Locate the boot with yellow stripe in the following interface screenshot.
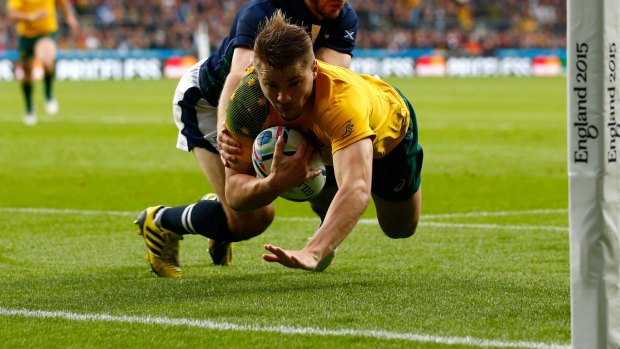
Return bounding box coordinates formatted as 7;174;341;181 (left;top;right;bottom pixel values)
134;206;183;278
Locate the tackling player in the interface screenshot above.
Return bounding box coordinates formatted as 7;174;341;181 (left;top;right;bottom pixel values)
224;10;423;270
135;0;357;277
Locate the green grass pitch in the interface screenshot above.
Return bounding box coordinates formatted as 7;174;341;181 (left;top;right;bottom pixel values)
0;76;568;348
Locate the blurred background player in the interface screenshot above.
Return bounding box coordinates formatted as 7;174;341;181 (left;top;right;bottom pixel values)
134;0;358;278
224;10;423;271
7;0;79;126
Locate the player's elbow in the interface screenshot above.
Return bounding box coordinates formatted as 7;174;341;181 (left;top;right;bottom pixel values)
224;179;246;210
358;187;372;209
226;195;244;211
346;180;372;211
225;182;270;211
225;188;252;211
227;195;263;211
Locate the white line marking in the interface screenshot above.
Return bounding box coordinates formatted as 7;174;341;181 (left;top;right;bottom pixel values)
422;221;567;232
0;117;168;125
0;207;568;232
0;308;569;349
284;217;566;232
424;209;567;219
0;207;133;216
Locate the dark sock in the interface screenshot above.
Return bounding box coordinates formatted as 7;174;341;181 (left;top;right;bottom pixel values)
44;70;54;100
22;82;33;113
159;200;233;241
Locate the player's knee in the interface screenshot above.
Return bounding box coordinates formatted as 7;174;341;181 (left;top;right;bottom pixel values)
34;38;56;65
228;207;274;241
21;62;34;80
381;219;418;239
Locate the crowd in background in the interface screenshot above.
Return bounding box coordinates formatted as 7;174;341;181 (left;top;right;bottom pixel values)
0;0;566;56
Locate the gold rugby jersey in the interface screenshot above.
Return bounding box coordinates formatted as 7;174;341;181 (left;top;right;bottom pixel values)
8;0;58;37
226;60;410;170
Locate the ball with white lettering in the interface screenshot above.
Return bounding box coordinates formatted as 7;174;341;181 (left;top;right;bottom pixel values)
252;126;326;202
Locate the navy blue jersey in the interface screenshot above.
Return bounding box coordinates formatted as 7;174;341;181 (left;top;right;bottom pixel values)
198;0;358;106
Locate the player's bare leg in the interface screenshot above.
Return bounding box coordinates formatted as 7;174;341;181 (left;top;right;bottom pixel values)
34;38;59;115
373;188;421;239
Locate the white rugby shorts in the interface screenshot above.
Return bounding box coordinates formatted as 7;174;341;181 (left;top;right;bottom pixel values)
173;58;219;153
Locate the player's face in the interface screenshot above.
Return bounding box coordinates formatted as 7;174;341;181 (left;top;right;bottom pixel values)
255;60;317;120
306;0;346;20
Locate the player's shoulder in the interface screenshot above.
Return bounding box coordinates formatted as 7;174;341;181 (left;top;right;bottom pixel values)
339;3;359;23
236;0;278;25
314;61;374;110
235;68;265;101
316;60;359;84
226;68;270;139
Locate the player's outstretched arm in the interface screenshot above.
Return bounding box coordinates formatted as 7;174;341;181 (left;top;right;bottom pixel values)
263;138;373;271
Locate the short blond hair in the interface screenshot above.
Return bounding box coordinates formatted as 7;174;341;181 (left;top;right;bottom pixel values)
254;10;314;69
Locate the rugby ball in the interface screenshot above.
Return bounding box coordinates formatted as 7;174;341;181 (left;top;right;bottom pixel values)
252;126;326;202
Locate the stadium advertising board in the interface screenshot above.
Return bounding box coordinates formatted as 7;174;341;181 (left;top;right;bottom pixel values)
0;49;565;81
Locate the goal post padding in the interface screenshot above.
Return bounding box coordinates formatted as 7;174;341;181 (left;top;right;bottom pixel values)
568;0;620;347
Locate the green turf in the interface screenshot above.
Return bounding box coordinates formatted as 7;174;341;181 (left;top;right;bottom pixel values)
0;76;569;348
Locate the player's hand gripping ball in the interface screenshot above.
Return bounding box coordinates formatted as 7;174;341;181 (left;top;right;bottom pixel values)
252;126;326;201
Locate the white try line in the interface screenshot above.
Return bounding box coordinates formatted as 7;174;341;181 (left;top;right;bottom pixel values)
0;116;168;125
423;221;566;232
0;207;568;232
424;209;568;219
284;218;567;232
0;207;135;216
0;308;569;349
